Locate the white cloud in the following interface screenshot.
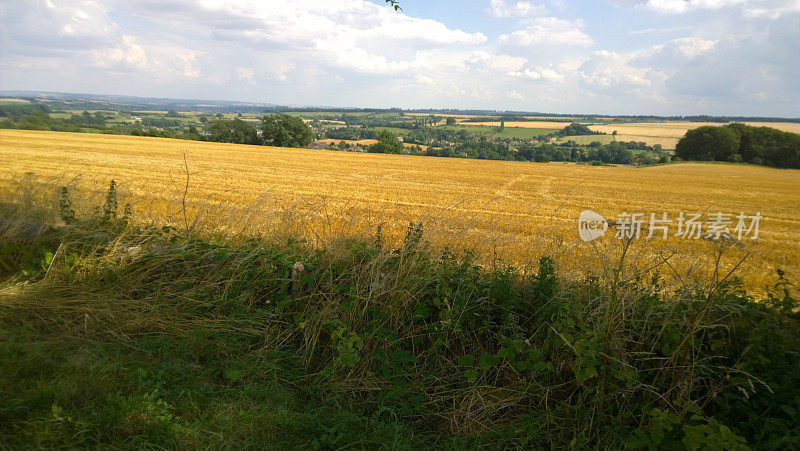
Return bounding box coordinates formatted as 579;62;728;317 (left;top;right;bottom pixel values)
0;0;797;115
487;0;547;18
578;50;654;91
91;35;147;70
236;67;255;83
743;0;800;18
508;67;565;81
415;74;435;85
91;36;203;81
266;64;295;82
498;17;594;46
617;0;800;17
127;0;486;75
643;0;745;14
469;51;528;72
657;37;717;59
0;0;117;54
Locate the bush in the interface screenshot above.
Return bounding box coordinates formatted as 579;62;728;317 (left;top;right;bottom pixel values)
1;198;798;448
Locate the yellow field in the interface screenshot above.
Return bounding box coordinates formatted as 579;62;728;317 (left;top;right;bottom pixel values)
2;130;799;292
0;98;30;103
525;116;578;121
466;121;567;129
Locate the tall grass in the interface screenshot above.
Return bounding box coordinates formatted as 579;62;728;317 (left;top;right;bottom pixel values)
1;180;798;448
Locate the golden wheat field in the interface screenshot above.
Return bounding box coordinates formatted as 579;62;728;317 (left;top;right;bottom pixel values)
2;129;799;292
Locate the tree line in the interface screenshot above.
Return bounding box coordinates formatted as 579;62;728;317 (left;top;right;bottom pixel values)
0;105;315;149
366;129;668;165
675;123;800;168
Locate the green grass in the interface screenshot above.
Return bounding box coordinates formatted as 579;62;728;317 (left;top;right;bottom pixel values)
1;190;799;448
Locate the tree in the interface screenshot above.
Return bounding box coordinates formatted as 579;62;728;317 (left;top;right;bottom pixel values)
368;130;404;154
675;126;740;162
445;117;456;126
558;122;597;137
260;114;315;148
206;118;259;145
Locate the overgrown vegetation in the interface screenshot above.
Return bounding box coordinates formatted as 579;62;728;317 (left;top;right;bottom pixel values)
1;184;798;448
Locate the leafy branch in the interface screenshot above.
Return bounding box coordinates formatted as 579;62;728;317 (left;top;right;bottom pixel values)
385;0;401;11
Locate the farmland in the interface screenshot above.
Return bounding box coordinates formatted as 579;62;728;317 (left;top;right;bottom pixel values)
2;129;798;292
6;101;800;158
587;121;800;149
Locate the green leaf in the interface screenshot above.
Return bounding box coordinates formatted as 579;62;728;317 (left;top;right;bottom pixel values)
413;302;430;319
457;354;474;368
479;353;499;370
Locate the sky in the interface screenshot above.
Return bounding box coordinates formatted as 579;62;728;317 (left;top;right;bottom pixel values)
1;0;798;116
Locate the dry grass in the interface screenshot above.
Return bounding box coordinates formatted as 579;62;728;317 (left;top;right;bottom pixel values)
1;129;799;292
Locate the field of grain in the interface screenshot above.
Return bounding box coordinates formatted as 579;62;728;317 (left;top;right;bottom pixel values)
465;121;567;129
2;129;799;292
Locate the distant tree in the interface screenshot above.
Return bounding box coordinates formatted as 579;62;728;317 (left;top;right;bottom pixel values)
558;122;598;137
675;126;740;162
445;117;456;125
165;110;181;117
260;114;315;147
368;130;404;154
206;118;258;145
726;122;800;167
